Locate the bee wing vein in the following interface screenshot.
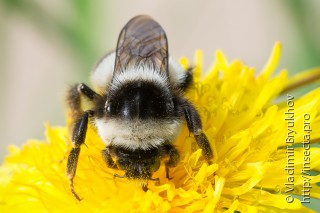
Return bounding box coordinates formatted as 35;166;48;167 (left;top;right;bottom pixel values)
114;15;168;75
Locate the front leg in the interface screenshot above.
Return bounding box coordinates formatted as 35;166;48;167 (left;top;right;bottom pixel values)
66;111;92;201
177;98;213;163
66;83;100;117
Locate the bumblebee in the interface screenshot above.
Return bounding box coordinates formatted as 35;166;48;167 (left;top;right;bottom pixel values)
66;15;213;200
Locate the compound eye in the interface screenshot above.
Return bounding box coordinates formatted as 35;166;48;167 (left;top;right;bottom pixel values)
105;101;111;113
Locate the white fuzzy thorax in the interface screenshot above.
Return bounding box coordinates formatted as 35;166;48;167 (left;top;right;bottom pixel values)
110;66;169;91
94;118;182;150
168;56;187;86
90;52;187;92
90;52;115;92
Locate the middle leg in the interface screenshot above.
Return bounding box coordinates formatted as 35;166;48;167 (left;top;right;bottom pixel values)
177;97;213;163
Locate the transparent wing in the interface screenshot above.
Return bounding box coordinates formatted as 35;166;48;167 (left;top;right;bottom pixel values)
114;15;169;76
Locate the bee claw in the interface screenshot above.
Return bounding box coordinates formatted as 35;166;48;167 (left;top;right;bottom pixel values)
142;184;148;192
70;179;82;201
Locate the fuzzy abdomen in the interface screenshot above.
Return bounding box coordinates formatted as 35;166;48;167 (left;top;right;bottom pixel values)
94;118;182;150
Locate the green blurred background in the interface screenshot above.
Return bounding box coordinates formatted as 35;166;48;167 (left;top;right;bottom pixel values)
0;0;319;210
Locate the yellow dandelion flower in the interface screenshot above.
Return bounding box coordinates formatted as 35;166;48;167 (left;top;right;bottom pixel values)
1;43;320;212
